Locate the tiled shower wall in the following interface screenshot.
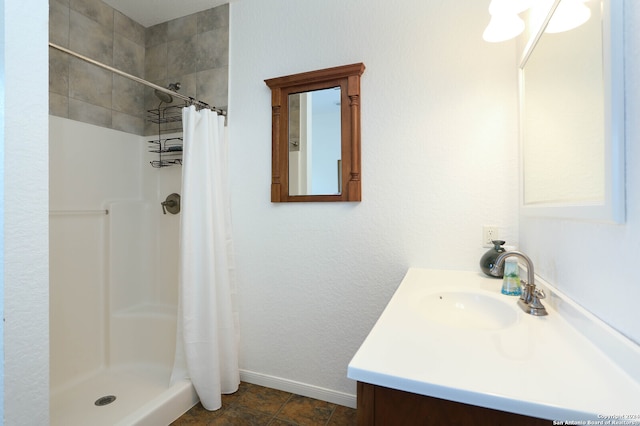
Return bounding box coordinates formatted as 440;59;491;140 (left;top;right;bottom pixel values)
49;0;229;136
144;7;229;135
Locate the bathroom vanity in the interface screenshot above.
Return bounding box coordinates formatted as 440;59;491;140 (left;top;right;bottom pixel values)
348;269;640;424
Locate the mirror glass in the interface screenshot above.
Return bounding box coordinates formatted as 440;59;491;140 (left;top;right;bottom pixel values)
522;0;604;205
520;0;624;222
288;87;342;196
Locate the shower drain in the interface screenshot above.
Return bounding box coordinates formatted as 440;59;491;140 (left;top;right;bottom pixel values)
94;395;117;406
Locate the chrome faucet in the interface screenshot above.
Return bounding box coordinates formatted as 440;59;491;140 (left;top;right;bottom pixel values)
491;251;548;316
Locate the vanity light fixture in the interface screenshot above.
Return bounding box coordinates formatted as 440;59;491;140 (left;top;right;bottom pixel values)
483;0;592;42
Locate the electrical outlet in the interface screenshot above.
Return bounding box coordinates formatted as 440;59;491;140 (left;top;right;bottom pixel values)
482;226;499;247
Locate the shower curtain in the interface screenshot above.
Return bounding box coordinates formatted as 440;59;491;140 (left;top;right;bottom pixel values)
170;106;240;410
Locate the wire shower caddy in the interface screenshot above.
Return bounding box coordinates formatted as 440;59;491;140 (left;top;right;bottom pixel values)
147;104;185;168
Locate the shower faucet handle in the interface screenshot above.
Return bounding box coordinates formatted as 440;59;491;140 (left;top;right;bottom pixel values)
161;200;174;214
161;193;181;215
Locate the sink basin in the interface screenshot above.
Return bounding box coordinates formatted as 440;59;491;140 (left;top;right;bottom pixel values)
415;291;518;330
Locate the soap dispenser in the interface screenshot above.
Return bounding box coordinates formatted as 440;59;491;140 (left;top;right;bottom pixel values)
480;240;506;278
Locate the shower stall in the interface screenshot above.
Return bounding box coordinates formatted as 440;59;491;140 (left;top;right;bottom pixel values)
47;47;227;425
48;2;231;420
49;114;197;425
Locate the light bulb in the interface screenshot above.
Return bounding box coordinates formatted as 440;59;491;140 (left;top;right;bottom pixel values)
545;0;591;33
483;13;526;42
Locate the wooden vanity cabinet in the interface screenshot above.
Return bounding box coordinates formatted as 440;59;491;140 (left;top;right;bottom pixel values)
357;382;550;426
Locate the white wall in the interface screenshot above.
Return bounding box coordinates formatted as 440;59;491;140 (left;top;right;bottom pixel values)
520;0;640;346
1;0;49;424
228;0;519;397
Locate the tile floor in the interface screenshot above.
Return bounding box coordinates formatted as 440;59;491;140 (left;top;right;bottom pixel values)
171;382;357;425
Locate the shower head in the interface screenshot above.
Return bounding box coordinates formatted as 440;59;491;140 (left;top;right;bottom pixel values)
154;89;173;104
154;82;181;104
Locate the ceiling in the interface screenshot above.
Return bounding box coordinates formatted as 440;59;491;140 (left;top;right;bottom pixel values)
101;0;230;27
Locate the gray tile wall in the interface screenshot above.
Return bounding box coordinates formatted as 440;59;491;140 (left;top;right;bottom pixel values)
144;4;229;135
49;0;229;136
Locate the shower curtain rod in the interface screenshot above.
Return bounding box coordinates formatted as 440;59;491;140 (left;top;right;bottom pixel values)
49;42;226;116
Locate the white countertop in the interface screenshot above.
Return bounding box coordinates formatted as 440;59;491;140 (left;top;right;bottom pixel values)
347;268;640;421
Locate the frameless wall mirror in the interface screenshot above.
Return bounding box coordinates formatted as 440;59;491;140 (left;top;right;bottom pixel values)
519;0;625;222
265;63;365;202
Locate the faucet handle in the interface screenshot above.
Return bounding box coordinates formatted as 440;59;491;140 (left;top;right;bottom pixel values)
520;280;534;304
528;288;548;316
161;193;181;215
161;200;175;214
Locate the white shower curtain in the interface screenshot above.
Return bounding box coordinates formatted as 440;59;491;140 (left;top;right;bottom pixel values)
170;106;239;410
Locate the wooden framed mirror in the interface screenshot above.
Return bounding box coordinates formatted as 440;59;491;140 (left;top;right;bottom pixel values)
265;63;365;202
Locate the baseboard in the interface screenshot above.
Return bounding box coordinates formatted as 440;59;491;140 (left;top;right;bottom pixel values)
239;370;357;409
